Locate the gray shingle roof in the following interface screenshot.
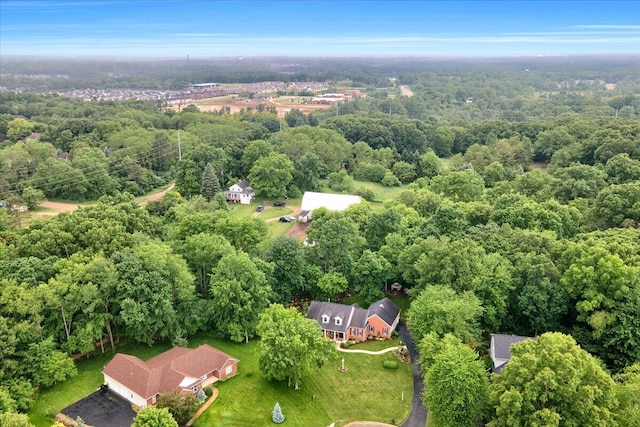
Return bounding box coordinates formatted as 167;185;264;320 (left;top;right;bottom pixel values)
306;298;400;333
490;334;536;373
367;298;401;327
306;301;368;333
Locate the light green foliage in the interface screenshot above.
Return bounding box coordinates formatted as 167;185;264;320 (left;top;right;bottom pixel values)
0;412;35;427
488;332;618;427
408;285;483;344
20;186;44;210
423;335;489;427
316;272;348;302
590;182;640;229
210;252;271;343
257;304;335;390
131;406;178;427
248;152;294;198
614;363;640;427
7;118;34;141
381;170;401;187
430;170;485;202
327;169;355;192
407;237;513;331
306;211;364;272
562;245;640;367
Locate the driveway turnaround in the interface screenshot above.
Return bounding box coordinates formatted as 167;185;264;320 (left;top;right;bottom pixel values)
398;323;428;427
61;389;136;427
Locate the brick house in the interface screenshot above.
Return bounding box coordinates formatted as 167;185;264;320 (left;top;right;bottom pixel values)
103;344;238;407
306;297;401;342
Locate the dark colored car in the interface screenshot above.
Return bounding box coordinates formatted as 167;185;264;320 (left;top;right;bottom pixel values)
256;205;264;212
273;202;285;207
279;216;292;222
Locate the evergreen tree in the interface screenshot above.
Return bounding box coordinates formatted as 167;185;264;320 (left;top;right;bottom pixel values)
201;162;221;201
272;402;285;424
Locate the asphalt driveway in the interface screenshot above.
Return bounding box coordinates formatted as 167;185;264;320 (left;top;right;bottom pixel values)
61;389;136;427
398;323;427;427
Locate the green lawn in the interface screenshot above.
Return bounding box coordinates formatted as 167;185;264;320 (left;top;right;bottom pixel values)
352;180;407;203
28;341;173;427
190;337;411;427
28;336;411;427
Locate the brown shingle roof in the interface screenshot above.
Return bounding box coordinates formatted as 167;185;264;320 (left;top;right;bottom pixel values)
103;344;238;399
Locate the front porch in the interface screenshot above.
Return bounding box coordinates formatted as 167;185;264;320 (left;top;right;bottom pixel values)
322;329;346;342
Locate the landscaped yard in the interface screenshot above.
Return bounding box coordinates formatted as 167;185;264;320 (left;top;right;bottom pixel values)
28;336;412;427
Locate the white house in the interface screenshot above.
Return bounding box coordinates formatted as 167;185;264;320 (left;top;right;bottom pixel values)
225;180;255;205
298;191;361;222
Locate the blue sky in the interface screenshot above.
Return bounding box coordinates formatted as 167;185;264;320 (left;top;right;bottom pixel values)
1;1;638;57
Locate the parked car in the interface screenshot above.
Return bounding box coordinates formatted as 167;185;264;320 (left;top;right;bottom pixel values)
279;216;292;222
256;205;264;212
273;201;285;207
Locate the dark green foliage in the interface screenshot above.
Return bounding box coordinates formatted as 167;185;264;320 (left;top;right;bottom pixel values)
156;391;200;425
201;162;221;201
383;360;398;369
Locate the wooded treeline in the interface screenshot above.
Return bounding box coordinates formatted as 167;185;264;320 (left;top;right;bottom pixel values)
1;58;639;425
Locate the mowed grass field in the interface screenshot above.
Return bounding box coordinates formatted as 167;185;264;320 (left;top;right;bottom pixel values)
28;336;412;427
190;337;412;427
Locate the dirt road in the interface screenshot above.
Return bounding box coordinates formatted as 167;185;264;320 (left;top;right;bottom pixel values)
37;183;175;217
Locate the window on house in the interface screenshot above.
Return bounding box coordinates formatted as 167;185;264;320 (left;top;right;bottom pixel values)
369;325;375;333
335;317;342;326
226;365;233;375
358;329;363;336
199;374;207;381
383;328;388;335
191;385;198;392
321;315;330;323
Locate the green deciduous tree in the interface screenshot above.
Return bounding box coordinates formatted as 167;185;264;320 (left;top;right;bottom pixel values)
316;272;349;302
248;153;294;198
210;252;271;343
264;236;306;303
257;304;334;390
423;335;489;427
131;406;178;427
614;363;640;427
408;285;483;344
489;332;618;427
156;392;199;425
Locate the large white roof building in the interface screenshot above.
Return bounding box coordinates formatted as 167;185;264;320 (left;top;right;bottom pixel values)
298;191;361;222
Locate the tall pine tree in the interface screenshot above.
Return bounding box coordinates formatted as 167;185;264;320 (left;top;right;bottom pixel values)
201;162;221;201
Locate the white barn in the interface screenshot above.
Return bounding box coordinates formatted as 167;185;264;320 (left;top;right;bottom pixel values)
298;191;361;222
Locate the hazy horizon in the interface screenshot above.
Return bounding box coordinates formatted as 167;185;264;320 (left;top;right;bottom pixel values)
1;1;639;58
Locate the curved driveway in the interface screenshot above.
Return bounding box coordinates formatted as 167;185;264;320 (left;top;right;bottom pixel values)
398;323;427;427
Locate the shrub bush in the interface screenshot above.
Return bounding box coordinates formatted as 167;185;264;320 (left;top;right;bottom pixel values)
245;370;253;377
383;360;399;369
341;341;351;349
203;387;213;397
